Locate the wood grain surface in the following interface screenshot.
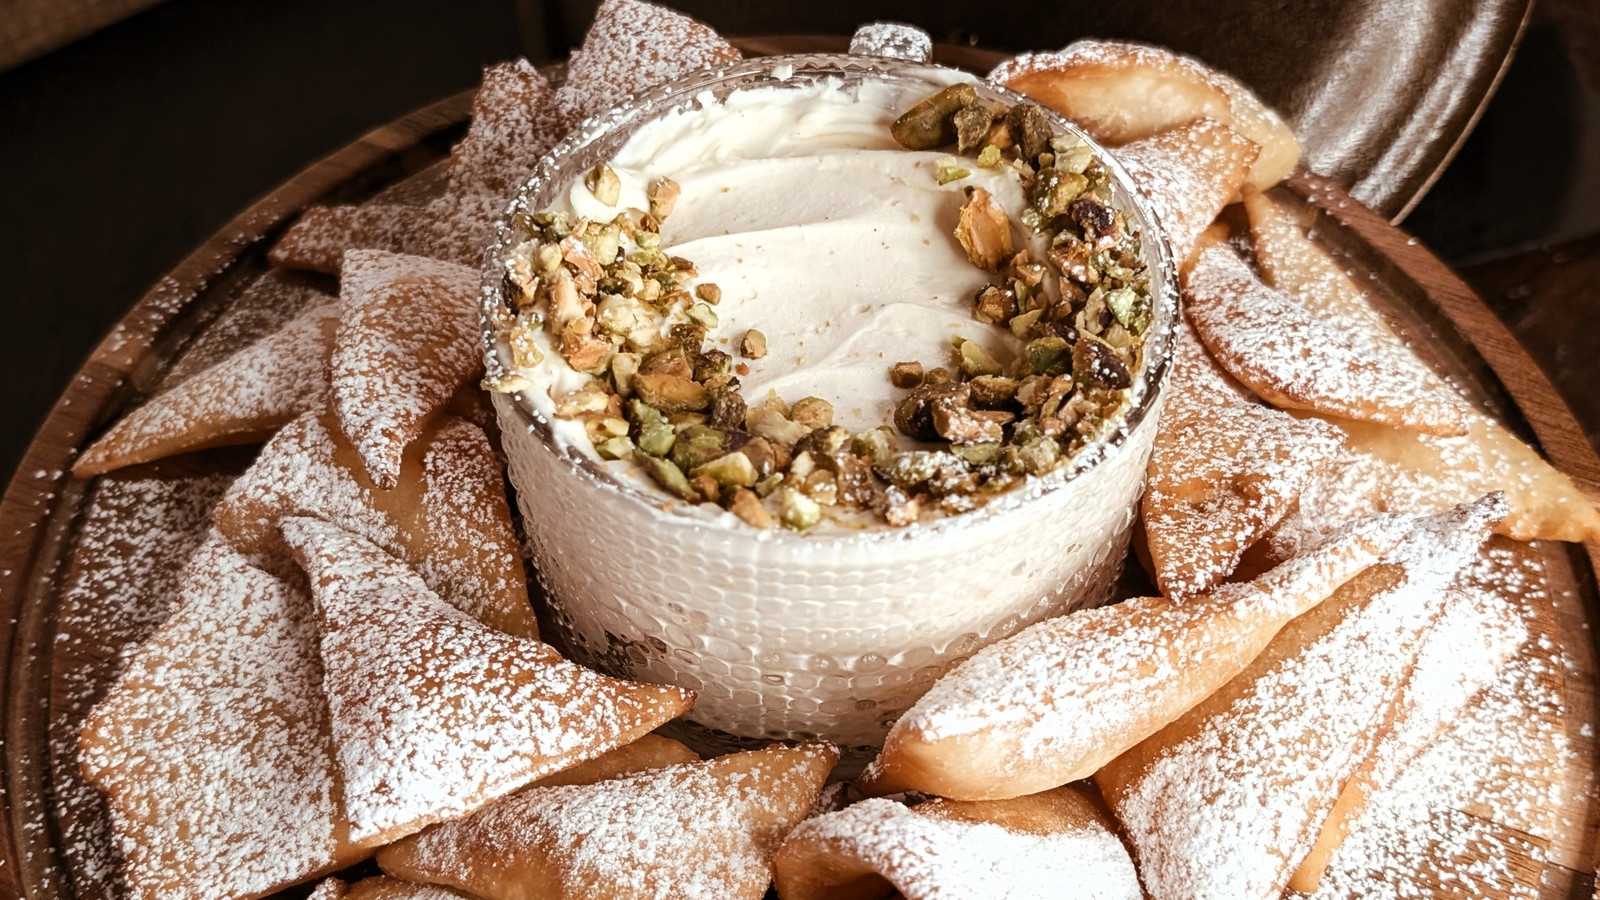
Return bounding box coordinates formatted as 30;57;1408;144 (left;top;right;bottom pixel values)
1;43;1596;900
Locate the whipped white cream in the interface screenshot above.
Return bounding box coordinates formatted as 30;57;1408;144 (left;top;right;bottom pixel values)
522;78;1039;457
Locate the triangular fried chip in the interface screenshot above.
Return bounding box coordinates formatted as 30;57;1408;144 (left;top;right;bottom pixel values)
1110;119;1259;268
282;516;695;847
1274;412;1600;548
775;786;1141;900
1141;320;1345;599
448;60;573;202
333;250;482;488
860;510;1409;801
1095;497;1504;900
212;410;539;638
347;877;475;900
377;742;836;900
991;39;1300;191
1184;241;1470;436
161;269;330;389
1288;573;1525;892
309;879;347;900
269;193;498;276
73;298;337;477
77;536;370;900
530;733;699;788
555;0;741;123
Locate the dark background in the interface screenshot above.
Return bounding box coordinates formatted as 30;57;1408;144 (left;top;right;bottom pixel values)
3;0;1598;482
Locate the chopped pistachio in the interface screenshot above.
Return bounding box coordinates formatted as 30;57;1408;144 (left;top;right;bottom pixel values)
1025;336;1073;377
610;352;640;396
695;282;722;304
1051;136;1093;174
584;162;622;206
934;157;971;185
728;488;772;528
1008;308;1043;339
888;360;924;389
778;487;822;530
1104;287;1151;335
951;441;1002;466
745;408;812;447
1007;102;1053;161
693;450;758;490
634;373;709;413
739;329;768;359
671;424;734;471
975;144;1003;169
954;187;1016;271
803;470;839;506
595;435;635;460
481;372;533;394
953;104;993;155
931;403;1004;444
1034;169;1089;218
535;241;564;273
637;454;697;500
973;284;1018;325
789;397;834;430
686;302;719;329
627;400;677;457
956;339;1004;378
969;375;1019;408
1073;334;1133;389
554;389;611;418
754;473;784;498
852;427;897;466
890;82;978;150
648;176;681;219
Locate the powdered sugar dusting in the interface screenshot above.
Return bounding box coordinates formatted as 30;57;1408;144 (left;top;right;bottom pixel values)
1311;540;1567;898
212;411;538;638
269;192;501;276
781;796;1141;900
1142;319;1345;598
333;250;482;488
1104;500;1500;900
346;875;475;899
1184;242;1470;435
556;0;741;123
381;742;835;900
848;23;933;62
49;472;233;899
1110;119;1256;264
448;60;573;203
161;269;329;389
76;537;358;900
73;298;337;476
283;516;693;845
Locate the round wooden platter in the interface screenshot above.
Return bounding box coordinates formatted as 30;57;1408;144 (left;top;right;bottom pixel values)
2;38;1598;900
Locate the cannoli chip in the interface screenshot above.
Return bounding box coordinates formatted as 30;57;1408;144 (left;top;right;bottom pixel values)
77;537;365;900
1096;498;1504;900
1110;119;1259;267
378;742;835;900
1141;321;1345;599
555;0;741;122
449;60;571;202
212;410;539;638
991;39;1300;190
774;786;1141;900
347;877;475;900
269;193;498;276
73;298;337;477
283;517;694;846
333;250;482;488
863;510;1410;801
161;269;329;389
1185;241;1470;436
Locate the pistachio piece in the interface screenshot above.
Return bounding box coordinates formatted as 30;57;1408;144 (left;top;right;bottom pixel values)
889;360;924;389
634;372;709;413
729;488;771;528
1008;308;1043;339
954;104;993;155
975;144;1003;169
894;380;971;442
745;407;812;447
951;441;1002;466
1104;287;1151;335
687;302;719;329
481;372;533;394
890;82;978;150
852;427;897;466
671;424;736;472
1007;102;1053;161
1034;168;1089;218
1015;436;1061;476
611;351;640;396
874;484;921;527
934;157;971;185
595;435;635;460
648;176;681;219
1073;334;1133;390
790;397;834;430
778;487;822;531
969;375;1020;408
637;454;697;500
694;282;722;304
956;339;1004;378
740;328;768;359
1025;336;1073;377
973;284;1018;325
1069;197;1118;240
640;346;693;379
692;450;758;490
955;187;1016;271
585;162;622;206
795;425;851;458
627;399;676;457
693;349;733;381
931;403;1004;444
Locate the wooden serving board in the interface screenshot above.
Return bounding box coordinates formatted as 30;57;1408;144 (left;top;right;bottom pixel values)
1;39;1597;900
